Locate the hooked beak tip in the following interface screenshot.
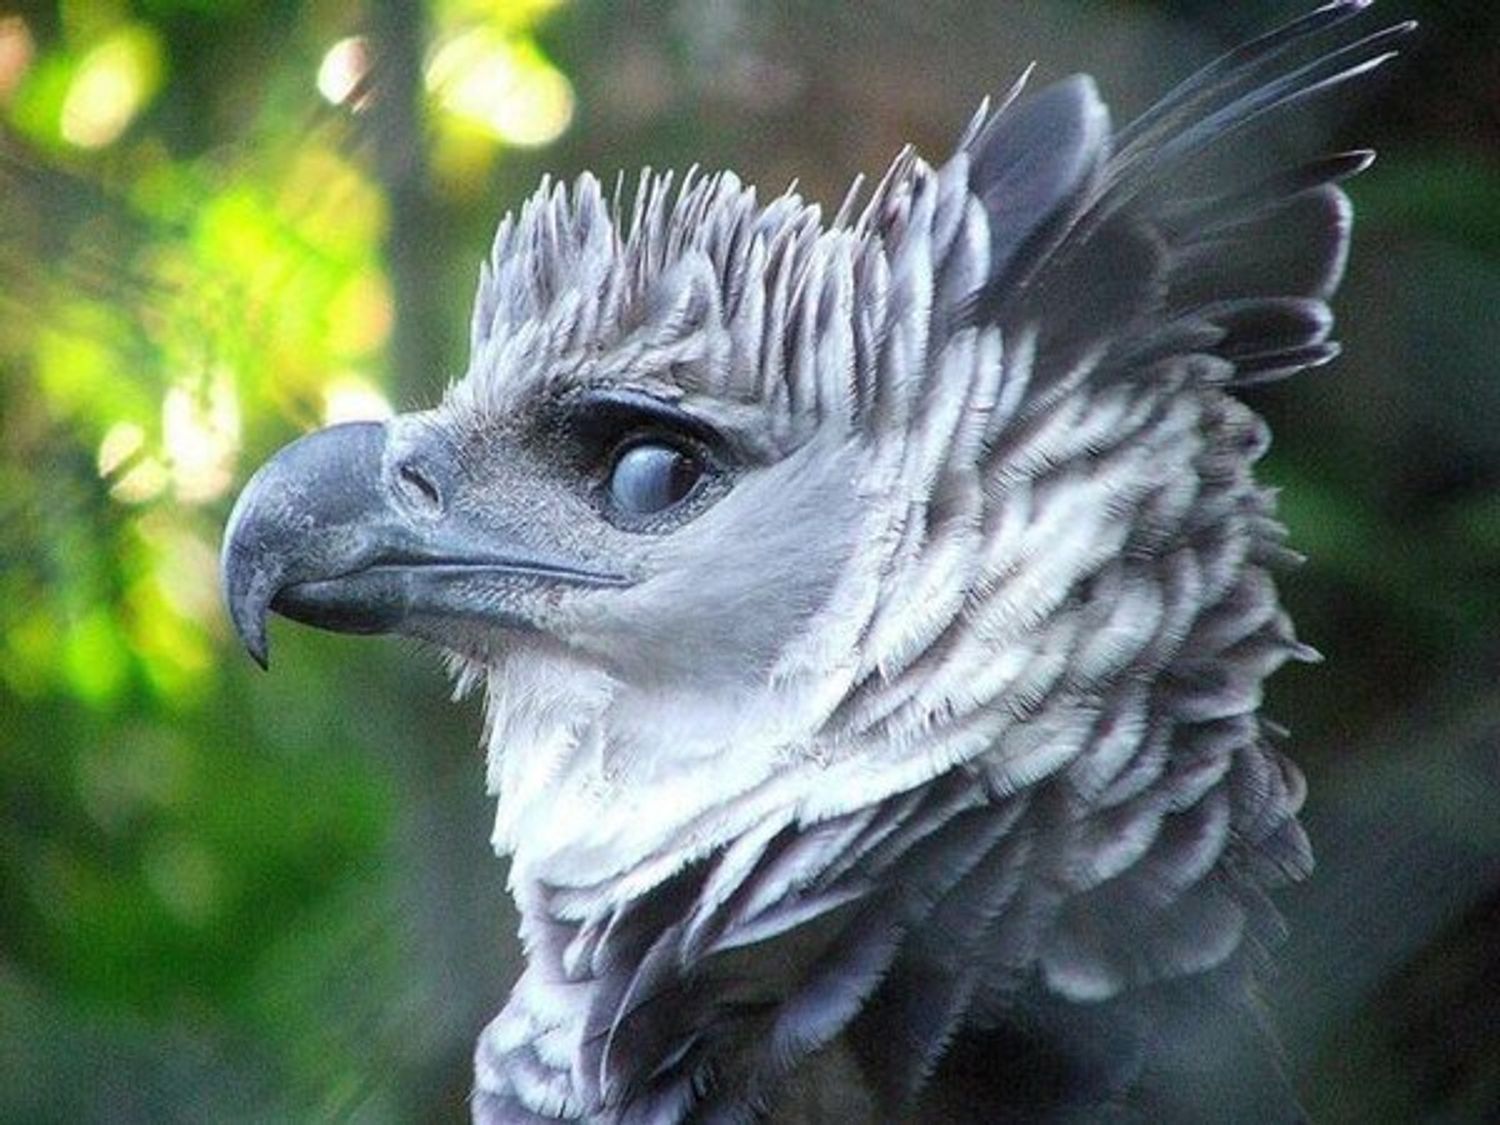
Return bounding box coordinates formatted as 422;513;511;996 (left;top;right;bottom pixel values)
223;546;275;671
244;629;270;671
228;591;272;670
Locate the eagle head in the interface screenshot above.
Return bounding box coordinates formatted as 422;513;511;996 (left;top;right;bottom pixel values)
221;4;1408;1120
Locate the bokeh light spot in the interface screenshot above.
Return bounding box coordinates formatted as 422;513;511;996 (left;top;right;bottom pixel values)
323;373;394;425
60;25;163;149
426;30;573;148
111;456;169;504
97;420;146;478
162;370;240;503
316;35;371;111
0;16;35;104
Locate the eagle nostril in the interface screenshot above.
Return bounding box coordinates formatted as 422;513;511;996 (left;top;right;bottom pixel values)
395;458;444;514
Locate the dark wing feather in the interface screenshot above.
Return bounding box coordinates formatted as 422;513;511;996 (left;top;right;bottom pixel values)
964;75;1110;305
963;0;1409;399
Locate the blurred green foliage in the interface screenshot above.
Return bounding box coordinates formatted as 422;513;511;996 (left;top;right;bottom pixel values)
1;0;1497;1120
0;0;571;1116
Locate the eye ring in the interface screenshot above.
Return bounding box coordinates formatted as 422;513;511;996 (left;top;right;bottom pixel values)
606;439;705;517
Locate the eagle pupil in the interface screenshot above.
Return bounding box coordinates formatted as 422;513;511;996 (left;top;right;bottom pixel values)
609;441;701;515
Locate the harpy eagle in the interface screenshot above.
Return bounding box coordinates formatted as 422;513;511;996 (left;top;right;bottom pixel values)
222;4;1407;1120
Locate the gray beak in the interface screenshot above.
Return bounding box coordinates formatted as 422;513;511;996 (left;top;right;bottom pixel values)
220;421;625;668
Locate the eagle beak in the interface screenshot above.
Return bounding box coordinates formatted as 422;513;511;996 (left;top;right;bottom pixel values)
220;421;626;668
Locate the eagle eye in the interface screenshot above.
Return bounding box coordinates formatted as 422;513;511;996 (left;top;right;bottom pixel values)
607;441;703;516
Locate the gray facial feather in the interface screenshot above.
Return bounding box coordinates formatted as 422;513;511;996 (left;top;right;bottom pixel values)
403;6;1409;1122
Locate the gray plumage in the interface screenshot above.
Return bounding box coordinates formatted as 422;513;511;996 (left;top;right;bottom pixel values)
220;4;1408;1121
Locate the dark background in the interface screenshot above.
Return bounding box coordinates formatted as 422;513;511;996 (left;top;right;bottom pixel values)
1;1;1496;1120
